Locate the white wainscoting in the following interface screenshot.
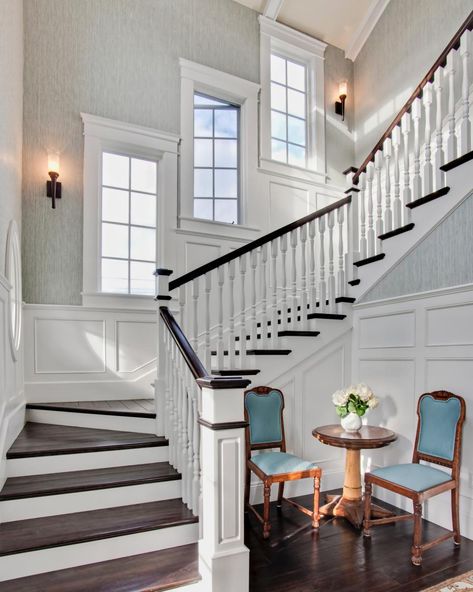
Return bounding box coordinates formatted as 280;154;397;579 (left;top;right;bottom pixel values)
352;284;473;541
0;274;25;491
24;304;157;402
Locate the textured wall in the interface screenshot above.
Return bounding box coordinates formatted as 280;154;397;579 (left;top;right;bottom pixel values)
22;0;261;305
354;0;472;165
0;0;23;270
360;193;473;302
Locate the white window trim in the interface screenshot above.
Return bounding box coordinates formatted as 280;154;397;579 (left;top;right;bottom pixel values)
81;113;179;309
179;58;260;233
259;15;327;184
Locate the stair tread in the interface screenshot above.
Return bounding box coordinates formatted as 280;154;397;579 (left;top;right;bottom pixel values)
246;349;292;355
348;279;360;286
0;498;197;556
27;399;156;419
7;423;167;459
0;543;199;592
212;369;260;376
406;186;450;209
440;149;473;172
307;313;346;320
278;330;320;337
378;222;415;240
0;462;180;500
354;253;386;267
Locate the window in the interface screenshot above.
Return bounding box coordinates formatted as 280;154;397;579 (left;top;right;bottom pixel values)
193;93;240;224
100;152;157;295
270;54;307;168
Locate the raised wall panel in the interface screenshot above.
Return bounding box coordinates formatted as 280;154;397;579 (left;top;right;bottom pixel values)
426;303;473;346
269;181;309;228
34;319;106;374
185;241;221;273
219;438;240;542
358;311;415;349
116;321;156;373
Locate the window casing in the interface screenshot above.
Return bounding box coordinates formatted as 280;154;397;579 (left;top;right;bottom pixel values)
193;93;240;224
100;152;158;295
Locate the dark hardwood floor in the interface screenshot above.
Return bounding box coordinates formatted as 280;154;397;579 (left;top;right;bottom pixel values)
246;492;473;592
26;399;156;419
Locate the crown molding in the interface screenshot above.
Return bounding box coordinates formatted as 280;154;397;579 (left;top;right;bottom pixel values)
259;15;327;59
345;0;391;61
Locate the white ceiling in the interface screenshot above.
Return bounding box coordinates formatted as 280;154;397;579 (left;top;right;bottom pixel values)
233;0;390;57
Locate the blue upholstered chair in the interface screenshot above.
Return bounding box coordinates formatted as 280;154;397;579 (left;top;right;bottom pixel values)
363;391;466;565
244;386;322;539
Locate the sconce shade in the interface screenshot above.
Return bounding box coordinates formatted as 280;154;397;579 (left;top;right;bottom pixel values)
46;151;62;209
48;151;60;175
338;80;348;99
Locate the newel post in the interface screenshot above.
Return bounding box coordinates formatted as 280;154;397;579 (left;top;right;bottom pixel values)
196;376;251;592
154;268;173;436
343;167;359;282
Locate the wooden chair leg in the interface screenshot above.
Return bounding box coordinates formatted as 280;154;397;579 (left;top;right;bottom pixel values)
411;501;423;566
277;482;284;508
452;487;461;545
312;475;320;529
263;482;271;539
244;467;250;512
363;481;372;538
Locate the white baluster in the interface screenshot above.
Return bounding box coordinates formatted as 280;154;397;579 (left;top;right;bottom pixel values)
227;260;236;364
180;356;188;506
401;112;412;219
290;230;298;326
392;126;402;229
446;50;457;162
250;249;258;349
299;224;308;328
216;266;225;368
337;206;345;298
412;98;422;202
374;152;384;252
239;254;247;360
434;68;445;190
178;286;186;333
270;239;279;346
359;172;367;260
280;235;288;329
460;30;471;154
204;273;212;371
423;83;433;196
186;380;194;508
327;212;336;313
260;244;269;346
192;394;200;513
318;216;326;312
308;220;317;306
366;161;375;257
191;278;199;355
383;137;393;233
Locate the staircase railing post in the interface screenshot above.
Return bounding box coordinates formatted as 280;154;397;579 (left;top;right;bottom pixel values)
197;376;251;592
154;268;173;436
344;168;359;283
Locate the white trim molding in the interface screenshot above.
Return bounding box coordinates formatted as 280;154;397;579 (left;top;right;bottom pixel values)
345;0;391;61
178;58;260;233
81;113;179;309
258;15;327;183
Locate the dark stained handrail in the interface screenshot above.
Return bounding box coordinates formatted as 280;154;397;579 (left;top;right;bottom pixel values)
353;10;473;184
169;195;351;291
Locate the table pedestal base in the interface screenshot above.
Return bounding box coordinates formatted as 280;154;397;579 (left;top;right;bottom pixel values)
319;494;394;529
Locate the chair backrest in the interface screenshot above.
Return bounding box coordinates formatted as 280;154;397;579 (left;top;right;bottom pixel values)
413;391;466;475
244;386;286;454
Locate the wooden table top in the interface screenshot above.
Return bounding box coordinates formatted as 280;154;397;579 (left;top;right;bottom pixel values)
312;425;397;450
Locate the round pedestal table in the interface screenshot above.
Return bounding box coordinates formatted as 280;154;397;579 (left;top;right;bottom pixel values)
312;424;397;529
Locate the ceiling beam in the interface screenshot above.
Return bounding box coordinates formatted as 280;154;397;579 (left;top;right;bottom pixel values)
263;0;284;20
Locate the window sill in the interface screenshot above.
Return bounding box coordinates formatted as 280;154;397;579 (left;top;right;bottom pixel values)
178;216;261;242
82;291;160;310
258;158;328;186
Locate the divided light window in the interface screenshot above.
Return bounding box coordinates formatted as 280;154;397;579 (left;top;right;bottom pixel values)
193;92;240;224
270;53;307;168
100;152;157;295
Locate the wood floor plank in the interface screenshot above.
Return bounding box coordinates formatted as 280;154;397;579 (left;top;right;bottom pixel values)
0;543;199;591
27;399;156;419
6;423;167;458
0;462;180;500
0;498;197;556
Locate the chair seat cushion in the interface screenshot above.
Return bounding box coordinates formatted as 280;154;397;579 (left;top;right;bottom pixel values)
250;451;318;476
370;463;452;492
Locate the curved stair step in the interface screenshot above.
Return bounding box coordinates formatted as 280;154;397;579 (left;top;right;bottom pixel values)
26;400;155;420
212;369;260;376
277;330;320;337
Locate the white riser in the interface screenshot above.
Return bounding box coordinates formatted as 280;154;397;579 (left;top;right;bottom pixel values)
0;479;182;522
0;521;199;582
7;446;169;477
26;408;156;434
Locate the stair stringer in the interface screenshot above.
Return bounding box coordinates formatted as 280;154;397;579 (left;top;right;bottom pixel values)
350;159;473;301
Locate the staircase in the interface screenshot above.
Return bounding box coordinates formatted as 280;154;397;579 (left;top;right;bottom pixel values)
1;11;472;592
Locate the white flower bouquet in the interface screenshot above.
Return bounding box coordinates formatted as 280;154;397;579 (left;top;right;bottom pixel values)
332;383;379;418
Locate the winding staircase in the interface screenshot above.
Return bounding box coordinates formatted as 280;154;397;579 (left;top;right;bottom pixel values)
1;12;473;592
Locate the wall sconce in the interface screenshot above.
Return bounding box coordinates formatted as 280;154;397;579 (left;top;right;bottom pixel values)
46;151;62;209
335;80;348;121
